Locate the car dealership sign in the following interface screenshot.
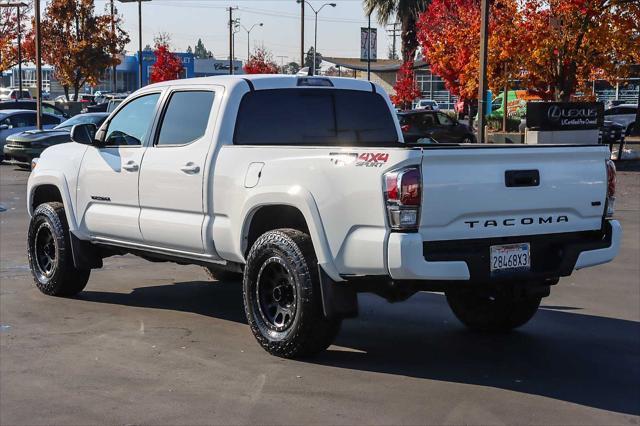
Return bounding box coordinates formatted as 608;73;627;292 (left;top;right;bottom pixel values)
527;102;604;131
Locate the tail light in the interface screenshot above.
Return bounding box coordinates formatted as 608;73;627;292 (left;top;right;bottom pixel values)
384;167;421;230
605;159;616;217
401;124;411;133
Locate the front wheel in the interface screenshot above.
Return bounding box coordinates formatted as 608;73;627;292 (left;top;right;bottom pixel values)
27;202;90;296
243;229;341;358
445;288;541;332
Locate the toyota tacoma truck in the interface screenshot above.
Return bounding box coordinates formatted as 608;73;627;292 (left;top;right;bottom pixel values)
26;75;621;358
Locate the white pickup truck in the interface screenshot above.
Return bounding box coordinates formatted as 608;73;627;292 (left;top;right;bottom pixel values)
26;75;621;358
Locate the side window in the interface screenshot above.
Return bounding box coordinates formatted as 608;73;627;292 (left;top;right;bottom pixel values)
604;107;619;116
437;112;453;126
104;93;161;146
418;114;436;130
156;91;214;146
42;115;60;125
620;107;636;115
10;113;36;128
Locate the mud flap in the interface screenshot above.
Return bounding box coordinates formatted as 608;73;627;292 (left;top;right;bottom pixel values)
318;266;358;319
70;231;103;270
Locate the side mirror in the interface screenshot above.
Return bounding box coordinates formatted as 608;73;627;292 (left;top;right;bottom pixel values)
70;123;98;145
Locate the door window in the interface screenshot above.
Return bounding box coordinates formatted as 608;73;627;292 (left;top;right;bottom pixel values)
9;113;36;128
42;115;60;125
436;112;454;126
156;91;214;146
104;93;161;146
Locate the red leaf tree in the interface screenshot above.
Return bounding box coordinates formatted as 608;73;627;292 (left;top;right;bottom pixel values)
150;43;184;84
391;60;422;110
244;47;279;74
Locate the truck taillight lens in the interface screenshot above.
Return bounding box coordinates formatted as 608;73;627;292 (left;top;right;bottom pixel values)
606;159;616;217
384;167;421;230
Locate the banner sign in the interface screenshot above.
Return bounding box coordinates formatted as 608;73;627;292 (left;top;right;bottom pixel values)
526;102;604;131
360;27;377;62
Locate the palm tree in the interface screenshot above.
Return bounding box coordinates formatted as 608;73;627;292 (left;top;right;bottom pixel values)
363;0;430;62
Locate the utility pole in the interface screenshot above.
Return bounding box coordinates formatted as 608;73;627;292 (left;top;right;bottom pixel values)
300;0;304;68
386;22;400;60
502;62;508;132
34;0;42;129
476;0;490;143
111;0;117;92
277;55;287;73
227;7;237;75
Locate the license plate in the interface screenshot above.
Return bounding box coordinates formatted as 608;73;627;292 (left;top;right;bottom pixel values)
490;243;530;273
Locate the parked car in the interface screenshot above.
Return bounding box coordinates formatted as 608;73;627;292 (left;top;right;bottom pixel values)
604;104;637;135
415;99;439;111
0;100;69;119
398;110;476;143
26;75;621;358
599;120;626;146
0;110;62;161
3;112;109;166
0;87;32;101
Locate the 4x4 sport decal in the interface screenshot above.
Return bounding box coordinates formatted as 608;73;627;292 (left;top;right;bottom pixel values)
329;152;390;168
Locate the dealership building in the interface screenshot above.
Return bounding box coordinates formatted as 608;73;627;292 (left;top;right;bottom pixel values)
1;52;243;97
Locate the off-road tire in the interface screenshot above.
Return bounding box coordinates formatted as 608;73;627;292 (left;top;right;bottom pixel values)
204;265;242;282
445;288;541;332
243;229;341;358
27;202;90;296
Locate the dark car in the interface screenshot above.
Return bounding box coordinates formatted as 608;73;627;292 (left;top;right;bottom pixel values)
398;110;476;144
3;113;109;166
0;100;69;119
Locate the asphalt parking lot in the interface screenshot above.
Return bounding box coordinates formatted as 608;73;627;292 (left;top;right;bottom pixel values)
1;163;638;425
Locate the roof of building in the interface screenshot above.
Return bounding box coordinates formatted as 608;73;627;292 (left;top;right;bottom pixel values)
323;57;429;72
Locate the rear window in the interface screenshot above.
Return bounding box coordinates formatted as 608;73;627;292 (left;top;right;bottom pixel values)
234;89;399;146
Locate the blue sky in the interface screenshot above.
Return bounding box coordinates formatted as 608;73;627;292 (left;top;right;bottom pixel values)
92;0;393;64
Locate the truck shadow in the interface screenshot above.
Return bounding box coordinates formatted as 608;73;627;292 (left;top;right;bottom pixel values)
80;281;639;416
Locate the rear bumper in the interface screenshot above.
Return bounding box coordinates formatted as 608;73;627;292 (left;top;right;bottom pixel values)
387;220;620;282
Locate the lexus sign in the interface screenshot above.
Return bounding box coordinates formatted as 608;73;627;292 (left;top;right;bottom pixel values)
526;102;604;131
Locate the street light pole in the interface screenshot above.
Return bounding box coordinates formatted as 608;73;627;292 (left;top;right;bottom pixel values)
34;0;42;129
0;2;27;99
300;0;304;68
241;22;263;61
367;12;371;81
297;1;336;76
111;0;117;92
137;0;142;88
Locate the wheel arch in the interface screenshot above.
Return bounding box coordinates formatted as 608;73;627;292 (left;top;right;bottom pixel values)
231;187;342;282
28;172;79;233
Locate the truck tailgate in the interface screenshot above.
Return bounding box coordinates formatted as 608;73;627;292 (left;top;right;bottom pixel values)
420;146;610;242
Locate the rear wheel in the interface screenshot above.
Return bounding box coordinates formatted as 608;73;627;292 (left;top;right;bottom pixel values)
445;288;540;332
243;229;341;358
27;202;90;296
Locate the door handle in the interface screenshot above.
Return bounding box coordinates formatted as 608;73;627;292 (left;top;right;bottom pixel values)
122;161;139;172
180;162;200;174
